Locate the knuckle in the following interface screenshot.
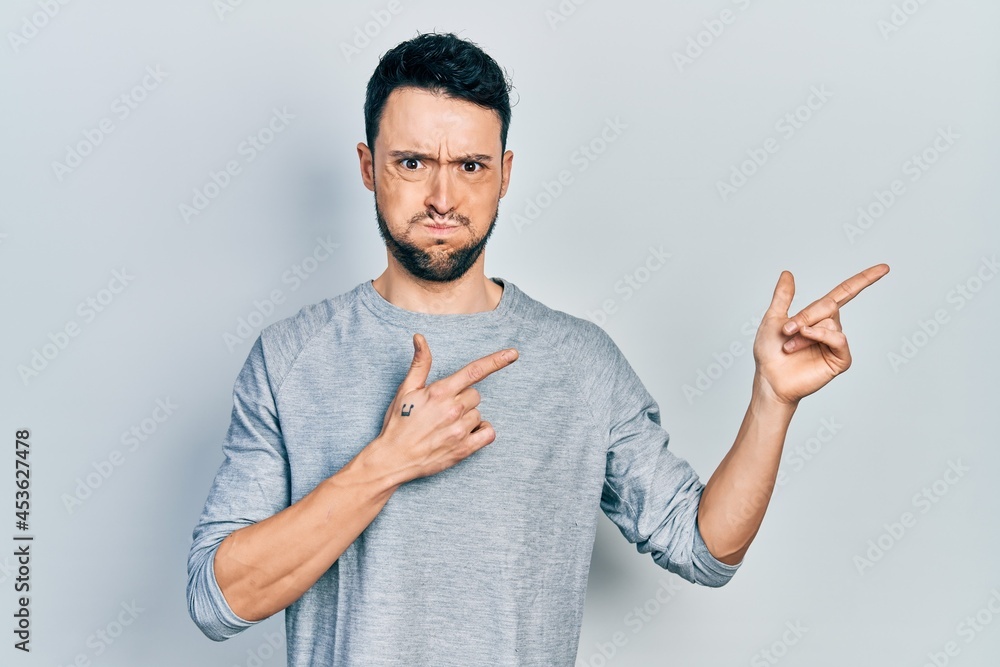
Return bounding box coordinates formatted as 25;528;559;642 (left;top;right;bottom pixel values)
465;363;484;383
447;402;464;421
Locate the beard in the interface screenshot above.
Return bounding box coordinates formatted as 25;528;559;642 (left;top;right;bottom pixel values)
373;185;499;283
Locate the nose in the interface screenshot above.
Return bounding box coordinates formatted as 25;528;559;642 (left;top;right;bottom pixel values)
424;168;457;221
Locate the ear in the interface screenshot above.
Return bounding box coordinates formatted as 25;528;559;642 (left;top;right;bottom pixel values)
357;142;375;193
499;149;514;198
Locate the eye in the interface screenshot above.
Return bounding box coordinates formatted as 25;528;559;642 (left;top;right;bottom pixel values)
462;162;483;173
400;158;422;170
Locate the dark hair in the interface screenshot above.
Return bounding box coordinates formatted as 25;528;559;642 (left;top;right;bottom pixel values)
364;31;514;158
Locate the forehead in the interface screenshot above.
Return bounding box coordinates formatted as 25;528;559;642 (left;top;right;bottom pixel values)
377;86;501;154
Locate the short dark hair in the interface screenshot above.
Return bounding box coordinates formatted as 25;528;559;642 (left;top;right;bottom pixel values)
363;31;514;158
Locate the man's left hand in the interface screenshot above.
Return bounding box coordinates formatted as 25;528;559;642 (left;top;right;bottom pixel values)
753;263;890;406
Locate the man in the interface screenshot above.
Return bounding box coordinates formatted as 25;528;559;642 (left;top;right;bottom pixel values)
186;31;888;666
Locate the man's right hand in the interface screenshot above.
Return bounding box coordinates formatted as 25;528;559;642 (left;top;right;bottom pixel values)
373;332;519;483
210;333;518;623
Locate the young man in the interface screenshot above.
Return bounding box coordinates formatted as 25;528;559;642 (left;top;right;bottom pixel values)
187;31;888;666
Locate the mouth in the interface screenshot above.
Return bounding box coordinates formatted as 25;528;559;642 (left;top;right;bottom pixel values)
422;221;463;233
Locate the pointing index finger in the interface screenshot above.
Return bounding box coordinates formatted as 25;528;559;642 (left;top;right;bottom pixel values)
437;347;519;395
784;264;889;334
826;263;891;308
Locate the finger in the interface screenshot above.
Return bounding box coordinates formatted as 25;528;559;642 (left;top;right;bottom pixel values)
782;295;839;336
783;263;889;335
460;407;482;432
815;317;840;331
456;386;481;412
396;333;433;397
781;318;838;353
436;347;519;395
825;263;890;308
467;420;497;449
798;325;851;369
766;270;795;318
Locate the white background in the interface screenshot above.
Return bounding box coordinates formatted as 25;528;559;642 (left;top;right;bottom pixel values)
1;1;998;665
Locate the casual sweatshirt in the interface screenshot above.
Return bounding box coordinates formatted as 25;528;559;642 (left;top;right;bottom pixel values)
186;276;741;666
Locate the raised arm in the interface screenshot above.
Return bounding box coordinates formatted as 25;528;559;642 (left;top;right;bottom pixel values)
697;264;889;564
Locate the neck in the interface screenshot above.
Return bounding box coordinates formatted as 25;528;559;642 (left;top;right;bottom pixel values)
371;257;503;315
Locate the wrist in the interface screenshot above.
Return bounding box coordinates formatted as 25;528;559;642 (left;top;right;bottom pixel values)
751;372;798;419
337;438;405;500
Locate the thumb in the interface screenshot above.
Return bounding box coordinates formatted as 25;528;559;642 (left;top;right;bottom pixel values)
766;269;795;318
397;332;432;397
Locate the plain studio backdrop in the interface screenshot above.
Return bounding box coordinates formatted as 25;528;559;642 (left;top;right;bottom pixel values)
2;1;998;665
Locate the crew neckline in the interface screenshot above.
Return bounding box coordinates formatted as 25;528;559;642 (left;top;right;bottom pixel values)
358;276;518;329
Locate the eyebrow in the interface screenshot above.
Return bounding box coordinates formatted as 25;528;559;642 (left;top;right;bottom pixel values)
387;150;494;164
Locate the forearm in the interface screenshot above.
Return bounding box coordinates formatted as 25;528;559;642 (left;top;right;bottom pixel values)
697;372;797;565
214;438;403;621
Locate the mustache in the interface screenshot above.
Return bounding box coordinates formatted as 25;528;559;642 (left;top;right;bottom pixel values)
409;211;471;226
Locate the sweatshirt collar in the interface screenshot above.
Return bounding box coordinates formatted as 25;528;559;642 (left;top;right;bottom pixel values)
358;276;519;329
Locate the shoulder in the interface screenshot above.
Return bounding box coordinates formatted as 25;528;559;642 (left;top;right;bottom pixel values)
506;280;645;428
504;280;623;367
255;286;358;390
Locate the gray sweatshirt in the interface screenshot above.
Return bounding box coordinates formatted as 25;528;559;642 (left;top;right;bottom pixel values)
186;276;741;666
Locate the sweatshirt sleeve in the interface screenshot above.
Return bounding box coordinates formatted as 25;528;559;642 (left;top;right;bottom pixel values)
590;326;742;587
186;335;292;640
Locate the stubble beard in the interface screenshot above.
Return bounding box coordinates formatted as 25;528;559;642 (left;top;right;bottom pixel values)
373;184;499;283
